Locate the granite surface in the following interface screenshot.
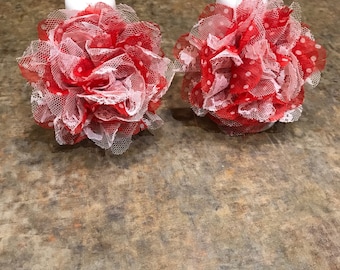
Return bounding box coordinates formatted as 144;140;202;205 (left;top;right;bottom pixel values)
0;0;339;269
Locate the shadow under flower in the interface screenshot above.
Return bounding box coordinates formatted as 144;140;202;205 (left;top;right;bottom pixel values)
27;124;158;157
170;107;286;134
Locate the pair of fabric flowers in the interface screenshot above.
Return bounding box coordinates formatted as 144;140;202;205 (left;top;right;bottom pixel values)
18;0;326;154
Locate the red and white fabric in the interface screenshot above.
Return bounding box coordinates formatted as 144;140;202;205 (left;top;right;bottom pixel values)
174;0;326;134
18;3;175;154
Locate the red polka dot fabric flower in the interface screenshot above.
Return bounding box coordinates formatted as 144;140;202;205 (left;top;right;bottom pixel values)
174;0;326;134
18;3;175;154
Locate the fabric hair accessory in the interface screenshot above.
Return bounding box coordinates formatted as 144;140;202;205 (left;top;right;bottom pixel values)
17;1;175;154
174;0;326;135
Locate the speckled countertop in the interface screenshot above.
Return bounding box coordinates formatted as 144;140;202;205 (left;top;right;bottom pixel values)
0;0;339;269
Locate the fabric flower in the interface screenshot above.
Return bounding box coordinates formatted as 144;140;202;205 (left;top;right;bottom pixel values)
18;3;174;154
174;0;326;134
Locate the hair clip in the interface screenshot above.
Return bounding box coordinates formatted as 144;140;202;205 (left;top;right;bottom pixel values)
174;0;326;135
18;1;175;154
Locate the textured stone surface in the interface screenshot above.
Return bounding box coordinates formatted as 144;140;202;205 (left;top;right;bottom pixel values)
0;0;339;269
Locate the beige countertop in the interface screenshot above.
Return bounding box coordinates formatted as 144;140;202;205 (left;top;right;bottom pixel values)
0;0;339;269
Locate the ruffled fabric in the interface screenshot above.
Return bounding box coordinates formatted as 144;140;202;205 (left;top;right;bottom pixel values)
18;3;175;154
174;0;326;134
